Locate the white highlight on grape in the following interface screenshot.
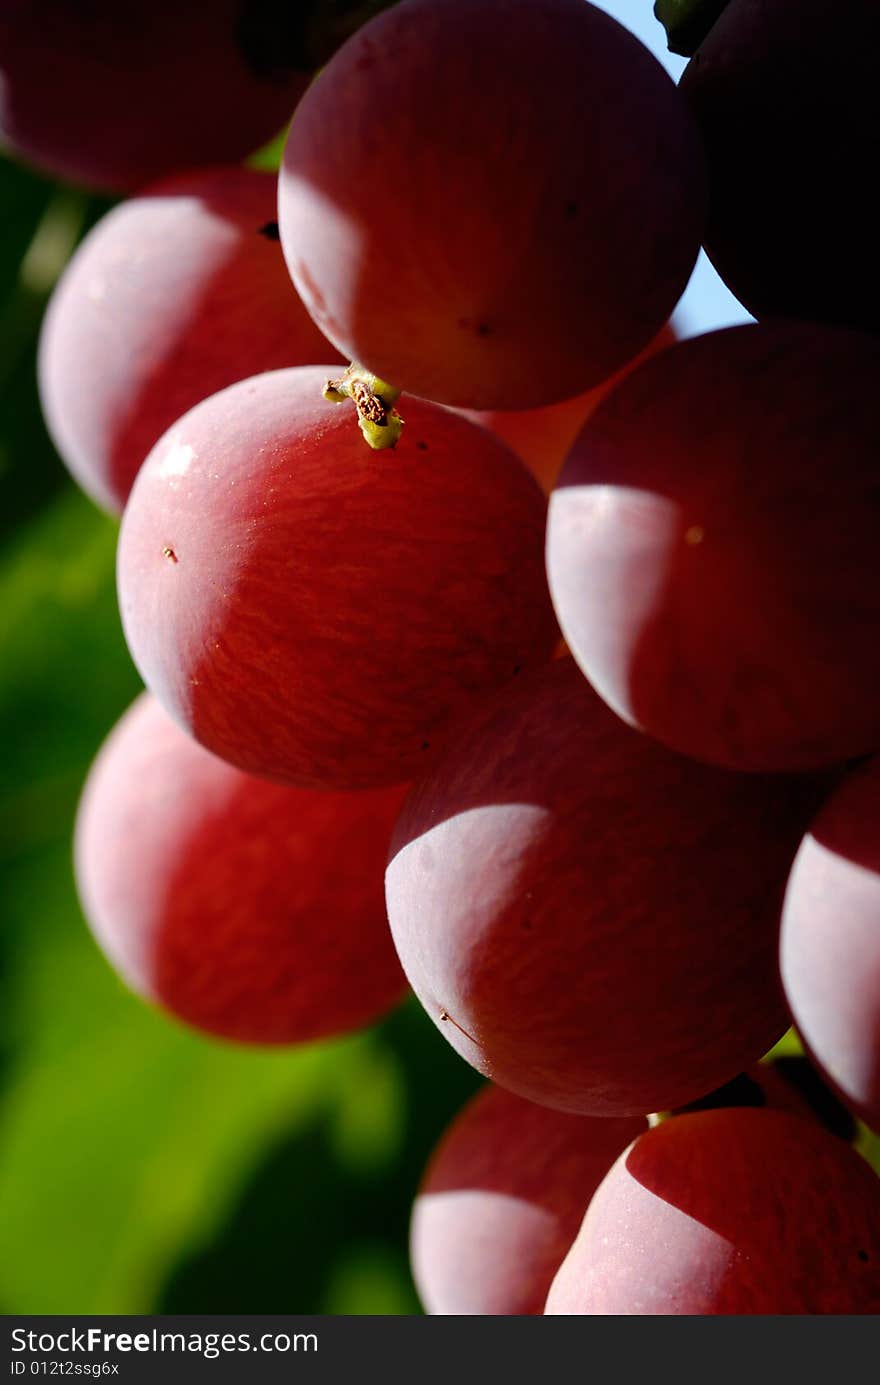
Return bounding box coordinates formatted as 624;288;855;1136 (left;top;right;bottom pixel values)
279;179;363;349
548;1179;734;1313
157;440;195;479
547;483;683;731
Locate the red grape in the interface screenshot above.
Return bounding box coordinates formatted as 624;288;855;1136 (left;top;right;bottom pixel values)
74;692;408;1044
117;367;558;790
411;1084;643;1315
0;2;313;192
545;1108;880;1314
546;322;880;773
385;658;826;1116
681;0;880;331
39;167;342;515
781;756;880;1132
278;0;705;409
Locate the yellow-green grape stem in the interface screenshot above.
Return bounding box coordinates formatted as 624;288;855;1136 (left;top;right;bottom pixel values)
323;362;404;451
358;411;404;450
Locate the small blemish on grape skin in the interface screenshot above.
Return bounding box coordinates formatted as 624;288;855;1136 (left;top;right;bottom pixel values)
564;200;579;219
439;1009;478;1045
685;525;705;546
416;441;429;452
258;221;280;240
162;546;178;563
858;1250;870;1262
456;316;492;338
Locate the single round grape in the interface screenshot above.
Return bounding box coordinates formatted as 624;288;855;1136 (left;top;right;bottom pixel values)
386;658;826;1116
781;755;880;1132
117;367;558;790
278;0;705;409
39;167;342;515
547;322;880;773
411;1084;643;1315
545;1109;880;1314
75;693;408;1044
0;2;314;192
681;0;880;331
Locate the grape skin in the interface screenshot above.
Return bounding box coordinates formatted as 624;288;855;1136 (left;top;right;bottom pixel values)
386;658;827;1116
411;1084;643;1315
278;0;705;409
545;1109;880;1314
75;693;408;1044
546;321;880;773
0;2;312;192
39;167;342;515
781;756;880;1132
117;367;558;791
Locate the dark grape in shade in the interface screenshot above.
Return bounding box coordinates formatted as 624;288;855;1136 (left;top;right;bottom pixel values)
681;0;880;332
0;2;314;191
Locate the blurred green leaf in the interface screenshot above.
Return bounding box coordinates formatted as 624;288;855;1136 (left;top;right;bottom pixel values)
0;159;52;304
0;489;138;856
0;912;353;1313
0;157;114;542
321;1245;418;1315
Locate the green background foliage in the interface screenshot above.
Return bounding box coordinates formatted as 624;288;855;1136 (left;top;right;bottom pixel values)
0;148;481;1315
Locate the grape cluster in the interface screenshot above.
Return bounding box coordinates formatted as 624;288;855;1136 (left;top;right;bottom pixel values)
10;0;879;1315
